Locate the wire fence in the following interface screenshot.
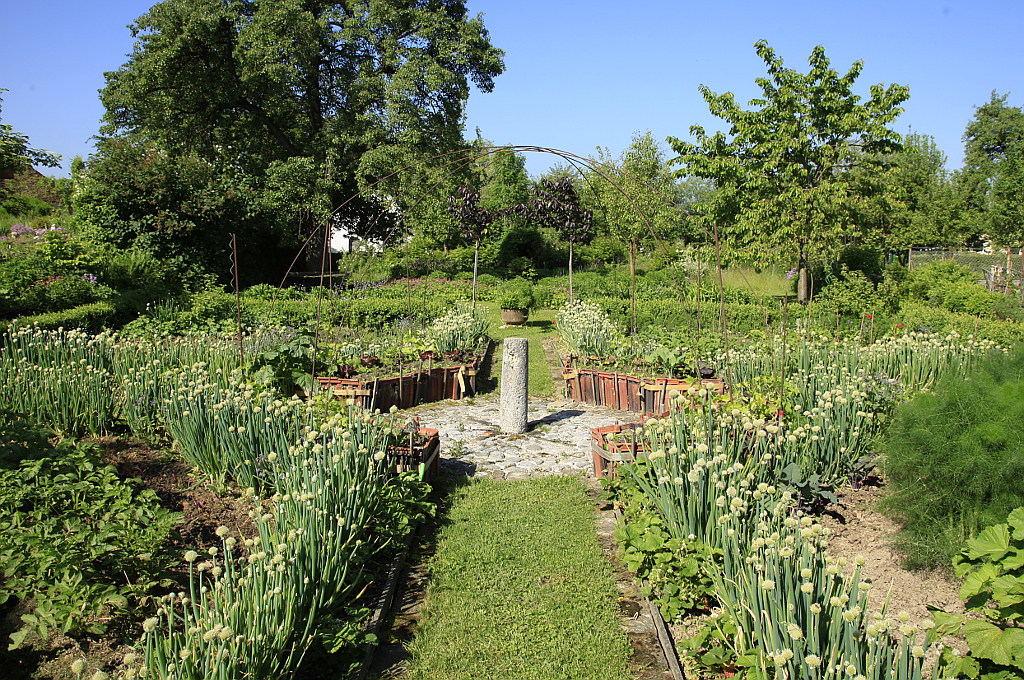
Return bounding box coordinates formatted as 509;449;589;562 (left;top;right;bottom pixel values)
909;246;1024;294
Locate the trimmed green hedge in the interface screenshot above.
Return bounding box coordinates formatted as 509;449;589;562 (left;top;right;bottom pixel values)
3;301;117;332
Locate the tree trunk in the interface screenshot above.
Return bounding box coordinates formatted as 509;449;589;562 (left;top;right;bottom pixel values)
472;239;480;311
568;242;574;304
797;247;811;305
629;240;637;335
1006;246;1013;294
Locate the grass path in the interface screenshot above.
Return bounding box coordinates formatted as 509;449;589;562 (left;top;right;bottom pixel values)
479;303;559;397
403;476;631;680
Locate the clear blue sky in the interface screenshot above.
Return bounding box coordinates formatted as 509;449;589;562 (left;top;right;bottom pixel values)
2;0;1022;178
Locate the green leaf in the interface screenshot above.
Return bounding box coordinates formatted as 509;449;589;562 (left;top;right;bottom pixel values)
963;619;1024;668
991;575;1024;607
927;607;964;636
1008;508;1024;540
961;562;1001;601
968;523;1012;563
7;628;28;650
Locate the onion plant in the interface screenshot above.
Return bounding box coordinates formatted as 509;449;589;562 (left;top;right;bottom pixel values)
132;406;398;680
556;299;623;357
713;496;952;680
159;365;311;490
0;327;118;435
428;304;490;354
614;380;968;680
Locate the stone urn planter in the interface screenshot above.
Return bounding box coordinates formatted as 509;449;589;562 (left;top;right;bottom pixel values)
500;308;528;326
496;277;535;326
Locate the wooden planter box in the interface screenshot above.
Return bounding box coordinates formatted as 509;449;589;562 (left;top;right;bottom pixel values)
315;358;478;411
563;359;725;414
591;421;646;479
388;426;441;483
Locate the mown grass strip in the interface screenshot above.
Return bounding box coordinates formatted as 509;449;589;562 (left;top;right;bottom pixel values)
405;476;631;680
481;303;557;397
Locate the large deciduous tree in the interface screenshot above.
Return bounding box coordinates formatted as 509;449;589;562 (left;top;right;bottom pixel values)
92;0;503;274
958;92;1024;253
855;132;963;255
669;41;909;303
585;131;679;330
0;90;60;201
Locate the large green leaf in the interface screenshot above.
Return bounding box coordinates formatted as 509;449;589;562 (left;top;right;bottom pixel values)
961;562;1001;601
964;619;1024;669
991;574;1024;608
1008;507;1024;541
968;523;1012;562
927;607;965;636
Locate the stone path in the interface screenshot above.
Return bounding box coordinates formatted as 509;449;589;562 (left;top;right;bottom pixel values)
405;394;634;480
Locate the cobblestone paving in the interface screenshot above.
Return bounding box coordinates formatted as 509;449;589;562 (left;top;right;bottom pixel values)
405;394;634;480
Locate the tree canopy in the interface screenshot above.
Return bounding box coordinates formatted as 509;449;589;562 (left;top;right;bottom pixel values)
669;41;909;302
958;92;1024;249
855;132;962;251
89;0;504;276
1;90;60;201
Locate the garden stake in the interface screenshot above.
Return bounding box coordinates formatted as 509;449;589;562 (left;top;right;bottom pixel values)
713;223;733;388
779;295;789;409
415;360;423;407
231;233;244;366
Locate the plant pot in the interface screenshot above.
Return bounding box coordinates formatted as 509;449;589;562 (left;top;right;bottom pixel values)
500;308;528;326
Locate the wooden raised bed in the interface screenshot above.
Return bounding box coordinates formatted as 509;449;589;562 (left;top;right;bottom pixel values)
563;359;725;414
316;358;478;411
389;426;441;483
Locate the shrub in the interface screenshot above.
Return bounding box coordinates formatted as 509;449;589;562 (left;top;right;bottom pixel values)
494;277;535;310
5;301;117;332
815;266;887;316
905;260;977;301
880;344;1024;569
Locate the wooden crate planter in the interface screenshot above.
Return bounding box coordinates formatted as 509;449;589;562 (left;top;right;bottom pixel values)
563;359;725;414
315;358;478;411
591;422;646;479
388;427;441;482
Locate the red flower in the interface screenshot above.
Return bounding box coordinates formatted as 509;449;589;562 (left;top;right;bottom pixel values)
866;314;873;320
897;323;904;328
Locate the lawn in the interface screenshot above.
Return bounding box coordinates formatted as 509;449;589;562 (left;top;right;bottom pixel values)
404;476;631;680
479;303;558;397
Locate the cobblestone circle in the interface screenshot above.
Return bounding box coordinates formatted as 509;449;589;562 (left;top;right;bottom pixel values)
405;394;634;480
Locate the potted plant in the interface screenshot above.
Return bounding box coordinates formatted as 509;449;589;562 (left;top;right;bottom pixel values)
496;277;535;326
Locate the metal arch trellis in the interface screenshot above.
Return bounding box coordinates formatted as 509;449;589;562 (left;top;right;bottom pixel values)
242;143;747;397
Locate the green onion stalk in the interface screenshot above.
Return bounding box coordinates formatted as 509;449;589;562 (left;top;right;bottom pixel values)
135;405;399;680
429;305;491;354
720;331;1004;398
160;365;311;490
611;395;772;552
0;356;117;436
555;299;623;357
712;495;954;680
0;326;116;370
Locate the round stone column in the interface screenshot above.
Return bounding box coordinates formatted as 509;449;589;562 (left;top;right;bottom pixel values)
499;337;528;434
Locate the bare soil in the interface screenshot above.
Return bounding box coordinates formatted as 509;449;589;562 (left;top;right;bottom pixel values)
820;480;965;625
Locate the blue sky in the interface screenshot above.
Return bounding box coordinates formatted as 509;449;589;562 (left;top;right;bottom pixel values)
2;0;1022;178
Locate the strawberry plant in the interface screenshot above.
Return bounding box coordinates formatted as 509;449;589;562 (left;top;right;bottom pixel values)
0;440;179;649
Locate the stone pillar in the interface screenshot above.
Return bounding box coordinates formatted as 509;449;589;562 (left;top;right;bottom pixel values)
500;337;528;434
